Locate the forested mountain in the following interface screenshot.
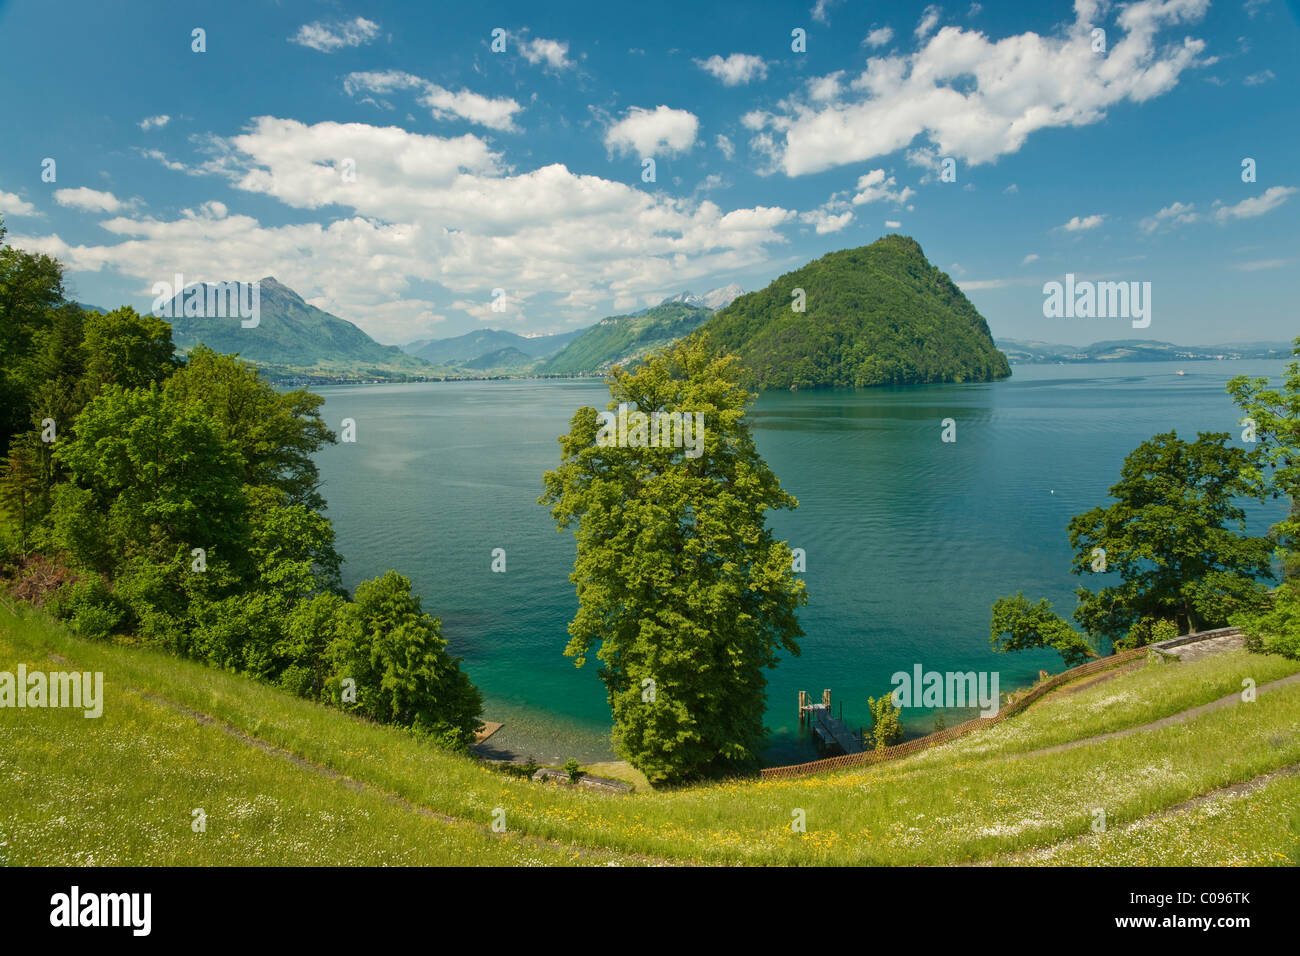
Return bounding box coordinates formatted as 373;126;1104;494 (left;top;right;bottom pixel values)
406;326;584;365
164;278;432;378
996;338;1295;363
535;301;715;374
696;235;1011;390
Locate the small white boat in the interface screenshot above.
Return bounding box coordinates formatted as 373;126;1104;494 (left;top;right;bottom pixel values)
1175;370;1186;376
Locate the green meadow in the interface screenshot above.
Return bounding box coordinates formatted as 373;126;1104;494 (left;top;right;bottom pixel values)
3;600;1297;867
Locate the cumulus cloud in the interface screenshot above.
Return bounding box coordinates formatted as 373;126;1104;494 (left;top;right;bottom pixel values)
746;0;1212;177
345;71;523;130
715;134;735;160
1139;200;1199;232
811;0;844;24
696;53;768;86
799;199;853;234
915;5;942;39
1060;214;1105;231
519;36;574;70
0;190;39;216
290;17;380;53
139;115;170;131
884;219;902;228
1022;252;1039;264
851;169;914;205
1213;185;1296;222
54;187;129;213
863;27;894;48
19;117;794;342
604;105;699;157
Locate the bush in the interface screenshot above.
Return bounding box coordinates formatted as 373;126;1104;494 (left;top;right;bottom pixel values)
1234;583;1300;660
48;576;125;640
564;758;584;784
867;693;903;750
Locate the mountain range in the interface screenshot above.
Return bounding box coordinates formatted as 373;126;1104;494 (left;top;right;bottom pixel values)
996;338;1295;363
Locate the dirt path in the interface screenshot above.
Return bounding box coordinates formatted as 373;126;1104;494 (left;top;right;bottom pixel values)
128;684;680;867
1018;671;1300;759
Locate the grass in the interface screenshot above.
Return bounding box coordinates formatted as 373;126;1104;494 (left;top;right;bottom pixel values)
3;598;1297;866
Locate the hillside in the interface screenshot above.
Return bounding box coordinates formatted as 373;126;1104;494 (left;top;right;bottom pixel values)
536;301;715;374
4;600;1299;866
697;235;1011;390
462;345;534;370
163;278;435;380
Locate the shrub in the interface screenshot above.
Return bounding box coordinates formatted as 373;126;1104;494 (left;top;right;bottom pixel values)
564;758;584;784
1234;583;1300;660
48;576;125;640
867;693;903;750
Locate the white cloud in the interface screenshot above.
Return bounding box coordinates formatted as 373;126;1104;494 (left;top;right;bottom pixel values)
290;17;380;53
915;5;942;39
604;105;699;158
54;187;128;213
800;199;853;234
1060;214;1105;231
715;134;735;160
884;220;901;228
345;71;522;131
746;0;1212;177
811;0;844;24
696;53;768;86
20;117;795;343
1231;258;1287;271
1243;69;1275;86
1022;253;1039;264
851;168;914;205
1213;185;1296;222
1;190;39;216
863;27;894;48
519;36;574;70
1139;201;1199;232
1003;183;1019;194
139;115;170;131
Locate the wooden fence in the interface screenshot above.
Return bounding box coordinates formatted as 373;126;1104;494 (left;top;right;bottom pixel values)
758;627;1242;781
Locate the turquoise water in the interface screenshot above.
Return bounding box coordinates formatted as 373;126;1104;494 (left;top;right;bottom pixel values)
311;360;1289;765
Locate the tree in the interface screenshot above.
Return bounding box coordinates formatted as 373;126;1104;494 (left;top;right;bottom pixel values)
164;346;335;510
81;307;177;393
867;693;902;749
989;592;1098;667
1068;431;1273;638
1228;337;1300;578
540;336;807;784
323;571;483;747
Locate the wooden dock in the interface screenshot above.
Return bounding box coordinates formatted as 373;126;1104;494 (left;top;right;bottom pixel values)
798;690;865;756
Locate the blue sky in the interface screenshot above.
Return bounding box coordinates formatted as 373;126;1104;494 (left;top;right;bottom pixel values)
1;0;1297;346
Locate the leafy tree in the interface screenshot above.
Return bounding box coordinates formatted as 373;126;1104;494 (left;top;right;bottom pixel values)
164;346;335;509
989;592;1098;667
1228;337;1300;578
540;336;807;784
50;385;248;573
867;693;902;749
0;437;45;553
1068;431;1273;638
0;218;66;452
323;571;482;746
81;307;177;392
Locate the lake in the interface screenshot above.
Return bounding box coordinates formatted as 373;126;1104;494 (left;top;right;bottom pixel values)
311;359;1289;766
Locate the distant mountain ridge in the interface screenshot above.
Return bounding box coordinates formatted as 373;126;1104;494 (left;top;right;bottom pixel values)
161;277;434;379
403;326;584;365
536;301;716;375
996;337;1295;363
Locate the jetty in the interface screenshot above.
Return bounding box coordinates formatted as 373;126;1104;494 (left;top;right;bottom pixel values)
798;689;865;756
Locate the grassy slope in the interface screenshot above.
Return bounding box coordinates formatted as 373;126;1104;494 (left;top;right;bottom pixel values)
3;601;1298;866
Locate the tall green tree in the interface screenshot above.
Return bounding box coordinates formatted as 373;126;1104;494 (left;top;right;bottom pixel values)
164;346;335;510
0;218;66;453
1068;431;1273;638
1228;338;1300;658
540;336;807;784
81;306;177;393
989;592;1098;667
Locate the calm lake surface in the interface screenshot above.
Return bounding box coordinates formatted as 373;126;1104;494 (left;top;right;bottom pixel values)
312;360;1289;765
